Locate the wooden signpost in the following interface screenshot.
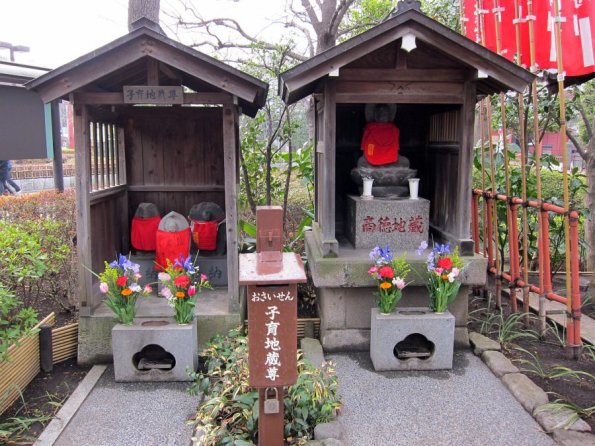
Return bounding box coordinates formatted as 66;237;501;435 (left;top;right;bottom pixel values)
239;206;307;446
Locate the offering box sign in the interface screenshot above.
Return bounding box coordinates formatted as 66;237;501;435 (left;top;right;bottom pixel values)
247;284;298;388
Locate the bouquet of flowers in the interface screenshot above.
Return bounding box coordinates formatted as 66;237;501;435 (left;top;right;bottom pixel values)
417;241;464;313
98;254;152;325
158;255;211;324
368;245;410;314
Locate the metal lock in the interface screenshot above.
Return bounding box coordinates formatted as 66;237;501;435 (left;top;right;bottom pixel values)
263;387;280;414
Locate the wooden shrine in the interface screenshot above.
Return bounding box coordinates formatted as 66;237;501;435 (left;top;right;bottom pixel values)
27;20;267;363
278;1;534;351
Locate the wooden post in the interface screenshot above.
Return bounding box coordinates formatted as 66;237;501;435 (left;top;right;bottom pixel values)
223;103;240;313
39;325;53;373
51;101;64;192
73;100;93;314
321;79;338;257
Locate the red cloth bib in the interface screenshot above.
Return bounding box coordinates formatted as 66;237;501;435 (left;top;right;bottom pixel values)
130;216;161;251
361;122;400;165
155;228;191;271
191;220;218;251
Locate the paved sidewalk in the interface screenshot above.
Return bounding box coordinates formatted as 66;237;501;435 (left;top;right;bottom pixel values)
328;351;557;446
51;366;198;446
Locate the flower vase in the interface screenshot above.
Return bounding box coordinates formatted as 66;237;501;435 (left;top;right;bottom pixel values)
408;178;420;199
362;178;374;200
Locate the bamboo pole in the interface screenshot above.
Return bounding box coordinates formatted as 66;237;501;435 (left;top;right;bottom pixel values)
552;0;579;358
524;0;548;336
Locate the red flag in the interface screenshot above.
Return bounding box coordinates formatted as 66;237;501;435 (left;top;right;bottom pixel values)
482;0;519;61
532;0;595;77
462;0;482;43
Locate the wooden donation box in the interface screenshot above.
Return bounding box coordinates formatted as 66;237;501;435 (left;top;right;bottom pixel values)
239;206;306;446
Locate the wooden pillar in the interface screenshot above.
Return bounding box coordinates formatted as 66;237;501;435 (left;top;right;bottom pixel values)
51;101;64;192
73;101;93;315
223;103;240;312
321;80;338;257
455;79;476;254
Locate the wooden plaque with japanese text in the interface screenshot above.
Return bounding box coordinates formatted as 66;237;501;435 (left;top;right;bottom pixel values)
247;284;298;388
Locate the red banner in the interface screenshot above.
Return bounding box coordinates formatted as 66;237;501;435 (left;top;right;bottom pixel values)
462;0;595;78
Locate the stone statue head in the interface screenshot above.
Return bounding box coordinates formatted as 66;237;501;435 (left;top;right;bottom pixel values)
365;103;397;123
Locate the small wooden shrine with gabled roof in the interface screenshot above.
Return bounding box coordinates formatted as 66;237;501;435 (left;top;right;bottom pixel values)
278;0;534;352
27;19;268;363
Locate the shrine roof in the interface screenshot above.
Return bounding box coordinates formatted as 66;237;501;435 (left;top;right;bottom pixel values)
26;24;268;117
279;8;534;104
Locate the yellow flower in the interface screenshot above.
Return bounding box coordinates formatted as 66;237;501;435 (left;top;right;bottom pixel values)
441;274;449;281
176;291;185;298
121;288;132;296
379;282;392;290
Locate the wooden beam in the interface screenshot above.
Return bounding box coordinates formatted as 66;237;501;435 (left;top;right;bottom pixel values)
127;185;225;193
321;80;338;257
455;80;476;243
149;42;258;104
158;61;181;83
73;91;234;105
339;68;467;82
89;184;127;204
335;93;463;104
336;80;463;96
147;58;159;85
72;101;93;310
222;104;240;312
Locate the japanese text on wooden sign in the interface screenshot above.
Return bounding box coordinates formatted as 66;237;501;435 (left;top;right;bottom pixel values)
123;86;184;104
247;285;297;388
362;215;424;234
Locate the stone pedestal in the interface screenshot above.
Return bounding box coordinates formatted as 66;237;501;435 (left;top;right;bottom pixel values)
370;307;454;371
112;318;197;381
345;195;430;250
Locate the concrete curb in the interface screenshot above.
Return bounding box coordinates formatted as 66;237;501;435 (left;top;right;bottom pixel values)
34;365;107;446
470;331;594;444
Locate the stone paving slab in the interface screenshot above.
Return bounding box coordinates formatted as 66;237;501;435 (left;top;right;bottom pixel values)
53;365;198;446
328;351;556;446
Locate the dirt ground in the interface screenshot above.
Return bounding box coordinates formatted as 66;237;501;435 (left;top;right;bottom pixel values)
468;289;595;431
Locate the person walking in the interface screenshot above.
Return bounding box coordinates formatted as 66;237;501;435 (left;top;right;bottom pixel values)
0;160;21;195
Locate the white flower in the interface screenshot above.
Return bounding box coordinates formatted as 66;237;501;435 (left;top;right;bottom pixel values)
452;267;460;278
161;287;172;298
447;272;455;283
130;283;142;293
393;277;406;290
158;272;171;282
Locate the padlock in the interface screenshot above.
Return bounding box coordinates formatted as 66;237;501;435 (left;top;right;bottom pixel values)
263;387;280;414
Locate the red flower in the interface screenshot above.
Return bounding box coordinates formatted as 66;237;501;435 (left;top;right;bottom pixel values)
174;275;190;288
437;257;453;270
378;266;394;279
116;276;128;287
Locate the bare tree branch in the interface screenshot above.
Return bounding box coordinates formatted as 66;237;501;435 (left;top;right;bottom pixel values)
566;128;587;159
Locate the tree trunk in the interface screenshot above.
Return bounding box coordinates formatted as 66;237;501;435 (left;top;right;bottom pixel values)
128;0;160;31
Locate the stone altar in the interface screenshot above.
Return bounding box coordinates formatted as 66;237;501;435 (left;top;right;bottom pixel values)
345;195;429;250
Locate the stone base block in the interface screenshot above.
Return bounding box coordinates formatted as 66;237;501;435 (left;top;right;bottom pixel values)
112;318;197;382
345;195;429;250
370;307;454;371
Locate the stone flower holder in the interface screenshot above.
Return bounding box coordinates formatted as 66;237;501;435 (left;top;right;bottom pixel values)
370;307;454;371
111;318;197;382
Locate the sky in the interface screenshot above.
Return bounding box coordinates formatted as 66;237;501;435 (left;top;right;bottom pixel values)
0;0;287;68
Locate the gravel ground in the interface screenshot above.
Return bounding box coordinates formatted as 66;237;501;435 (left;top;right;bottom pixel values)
53;366;198;446
328;351;557;446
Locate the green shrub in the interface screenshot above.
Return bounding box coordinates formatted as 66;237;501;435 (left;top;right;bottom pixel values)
0;191;77;311
0;286;38;362
188;328;341;445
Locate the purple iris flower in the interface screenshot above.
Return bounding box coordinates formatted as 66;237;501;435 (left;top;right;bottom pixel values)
174;255;196;274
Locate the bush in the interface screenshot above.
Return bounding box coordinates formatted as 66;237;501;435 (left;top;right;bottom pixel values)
0;191;77;311
0;286;38;362
188;328;341;445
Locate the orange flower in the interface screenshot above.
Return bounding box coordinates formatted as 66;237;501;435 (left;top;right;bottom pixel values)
176;291;185;298
379;282;392;290
441;274;449;280
121;288;133;296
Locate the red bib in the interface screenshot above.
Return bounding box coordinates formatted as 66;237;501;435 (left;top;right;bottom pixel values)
130;216;161;251
191;220;218;251
361;122;400;165
155;228;191;271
